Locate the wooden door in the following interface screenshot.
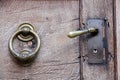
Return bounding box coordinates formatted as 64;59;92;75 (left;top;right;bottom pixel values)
116;0;120;80
0;0;116;80
79;0;116;80
0;0;80;80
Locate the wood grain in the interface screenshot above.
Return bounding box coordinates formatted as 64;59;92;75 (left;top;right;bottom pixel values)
116;0;120;80
0;0;80;80
80;0;115;80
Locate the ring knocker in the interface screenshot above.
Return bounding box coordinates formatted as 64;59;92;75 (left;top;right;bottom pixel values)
8;23;40;63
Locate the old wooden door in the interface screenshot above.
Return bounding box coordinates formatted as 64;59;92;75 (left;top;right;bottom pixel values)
79;0;116;80
0;0;116;80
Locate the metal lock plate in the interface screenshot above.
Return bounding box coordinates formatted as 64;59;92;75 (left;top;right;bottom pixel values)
87;19;105;64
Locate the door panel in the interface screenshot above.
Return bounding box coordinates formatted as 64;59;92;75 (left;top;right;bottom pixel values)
80;0;115;80
0;0;80;80
0;0;116;80
116;0;120;80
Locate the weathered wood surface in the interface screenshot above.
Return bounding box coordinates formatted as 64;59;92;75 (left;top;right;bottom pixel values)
116;0;120;80
80;0;115;80
0;0;80;80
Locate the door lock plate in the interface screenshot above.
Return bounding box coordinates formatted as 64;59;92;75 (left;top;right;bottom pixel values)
87;19;106;64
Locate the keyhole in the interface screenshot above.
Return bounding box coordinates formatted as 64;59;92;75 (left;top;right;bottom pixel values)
93;49;98;53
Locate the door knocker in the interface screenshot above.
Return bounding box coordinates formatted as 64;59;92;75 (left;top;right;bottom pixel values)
8;23;40;63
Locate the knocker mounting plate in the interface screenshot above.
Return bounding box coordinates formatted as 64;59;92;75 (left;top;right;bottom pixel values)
17;23;35;42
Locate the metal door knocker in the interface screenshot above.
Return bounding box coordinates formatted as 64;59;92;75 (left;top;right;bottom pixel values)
8;23;40;63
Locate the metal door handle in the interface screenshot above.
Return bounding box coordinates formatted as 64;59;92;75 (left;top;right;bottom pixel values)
67;19;109;64
8;23;40;63
67;28;98;38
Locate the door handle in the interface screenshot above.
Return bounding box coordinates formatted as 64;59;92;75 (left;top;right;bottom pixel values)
67;19;109;64
67;28;98;38
8;23;40;63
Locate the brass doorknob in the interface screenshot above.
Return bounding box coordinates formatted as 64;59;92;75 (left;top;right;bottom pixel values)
8;23;41;63
67;28;98;38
